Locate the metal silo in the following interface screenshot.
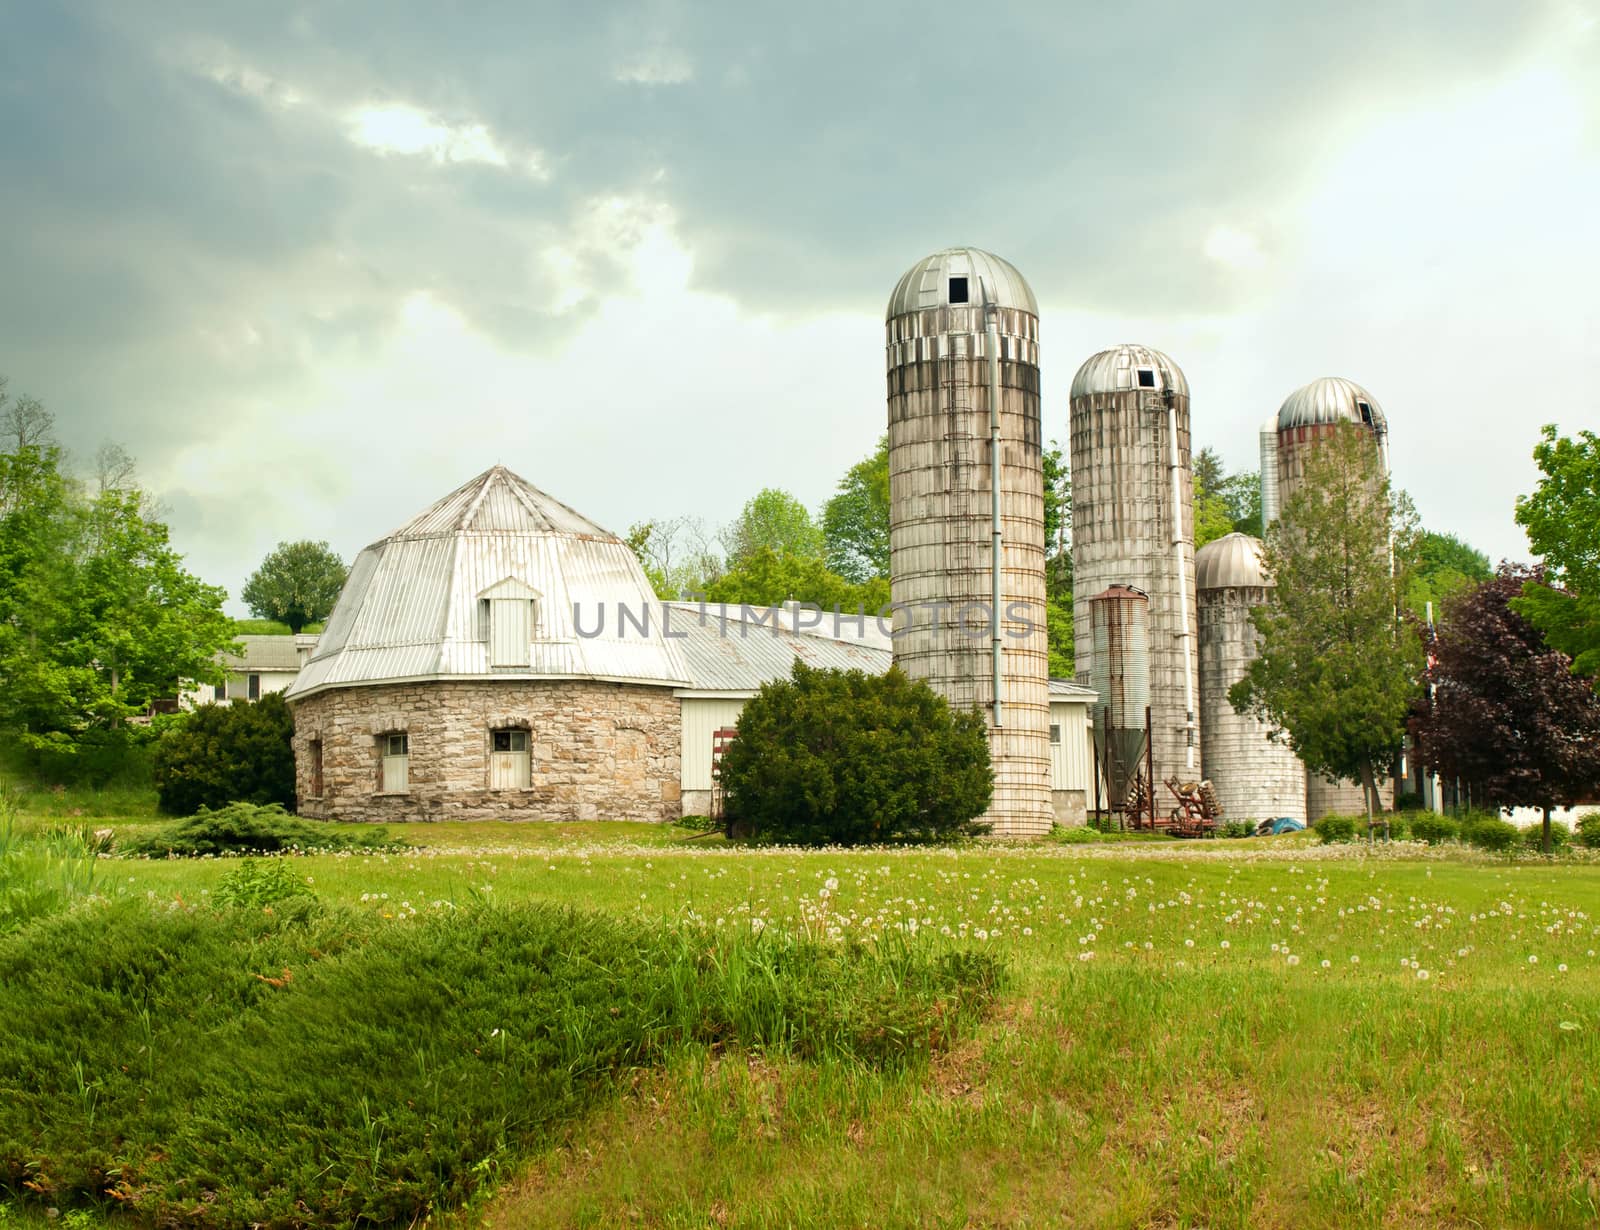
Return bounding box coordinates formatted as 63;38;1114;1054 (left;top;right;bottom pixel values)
1259;414;1282;529
1069;344;1199;792
1273;376;1394;818
1194;533;1305;820
885;247;1051;836
1274;376;1389;511
1089;586;1151;816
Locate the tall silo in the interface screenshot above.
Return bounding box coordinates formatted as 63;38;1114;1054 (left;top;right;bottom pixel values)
1069;344;1199;791
1259;414;1282;529
1273;376;1394;818
1195;533;1306;820
1089;585;1151;816
885;247;1052;836
883;244;1056;831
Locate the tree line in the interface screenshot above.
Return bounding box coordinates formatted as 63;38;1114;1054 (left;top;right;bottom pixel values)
0;379;235;777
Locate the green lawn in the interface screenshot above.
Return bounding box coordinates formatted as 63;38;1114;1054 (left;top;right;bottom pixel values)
11;816;1600;1228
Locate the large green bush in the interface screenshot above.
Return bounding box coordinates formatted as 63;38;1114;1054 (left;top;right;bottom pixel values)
152;693;295;815
1312;814;1358;843
719;662;992;846
1407;814;1459;845
1577;812;1600;849
0;901;1003;1226
121;802;396;858
1462;816;1520;852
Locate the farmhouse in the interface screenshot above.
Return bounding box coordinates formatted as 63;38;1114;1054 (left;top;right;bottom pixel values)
286;465;1095;823
181;634;320;709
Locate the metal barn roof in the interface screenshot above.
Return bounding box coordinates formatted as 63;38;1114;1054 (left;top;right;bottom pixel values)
223;635;305;673
669;605;892;695
1070;344;1190;399
1195;532;1269;591
1277;377;1387;432
886;248;1038;319
287;466;692;699
670;603;1095;701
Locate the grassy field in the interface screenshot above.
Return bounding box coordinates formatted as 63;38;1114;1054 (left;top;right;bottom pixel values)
8;813;1600;1228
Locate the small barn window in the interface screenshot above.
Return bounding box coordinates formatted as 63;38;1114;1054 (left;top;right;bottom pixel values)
477;578;542;668
308;738;324;798
1136;368;1157;389
248;673;261;701
490;728;531;789
213;683;225;702
1049;723;1062;745
380;733;409;793
948;276;969;304
488;600;533;667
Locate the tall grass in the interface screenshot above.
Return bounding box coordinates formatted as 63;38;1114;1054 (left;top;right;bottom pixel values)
0;900;1002;1228
0;795;104;935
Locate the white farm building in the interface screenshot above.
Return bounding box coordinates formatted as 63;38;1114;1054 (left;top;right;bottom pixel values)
285;466;1095;825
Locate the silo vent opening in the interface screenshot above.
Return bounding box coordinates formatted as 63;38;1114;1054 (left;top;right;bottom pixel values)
948;276;969;304
1136;367;1157;388
1357;400;1373;425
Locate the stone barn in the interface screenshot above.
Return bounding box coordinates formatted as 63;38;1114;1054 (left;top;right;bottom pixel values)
286;466;691;821
287;464;1101;825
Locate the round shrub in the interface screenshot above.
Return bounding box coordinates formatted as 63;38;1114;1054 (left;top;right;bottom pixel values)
1407;814;1459;845
152;693;295;816
1575;812;1600;849
719;662;992;846
1462;817;1519;852
1521;820;1573;853
1312;814;1358;843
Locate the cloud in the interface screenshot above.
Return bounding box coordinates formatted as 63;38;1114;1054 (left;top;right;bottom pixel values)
614;44;694;85
1203;226;1268;272
0;0;1592;610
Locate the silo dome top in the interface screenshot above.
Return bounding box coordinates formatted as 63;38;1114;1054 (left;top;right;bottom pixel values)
885;247;1038;320
1195;532;1269;590
1070;344;1190;399
1277;377;1386;432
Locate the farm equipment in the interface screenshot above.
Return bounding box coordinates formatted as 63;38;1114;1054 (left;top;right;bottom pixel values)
1163;777;1222;838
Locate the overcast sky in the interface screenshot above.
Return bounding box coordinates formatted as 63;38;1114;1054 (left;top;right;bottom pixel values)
2;1;1596;611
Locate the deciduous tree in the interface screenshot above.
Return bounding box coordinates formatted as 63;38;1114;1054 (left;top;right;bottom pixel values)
241;540;348;634
723;489;823;570
1043;441;1074;677
1229;425;1423;820
822;437;890;584
0;385;235;762
1413;565;1600;852
1513;425;1600;677
1406;530;1492;618
704;546;888;612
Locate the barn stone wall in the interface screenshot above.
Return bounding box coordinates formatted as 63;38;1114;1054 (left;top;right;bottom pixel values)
291;679;681;821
